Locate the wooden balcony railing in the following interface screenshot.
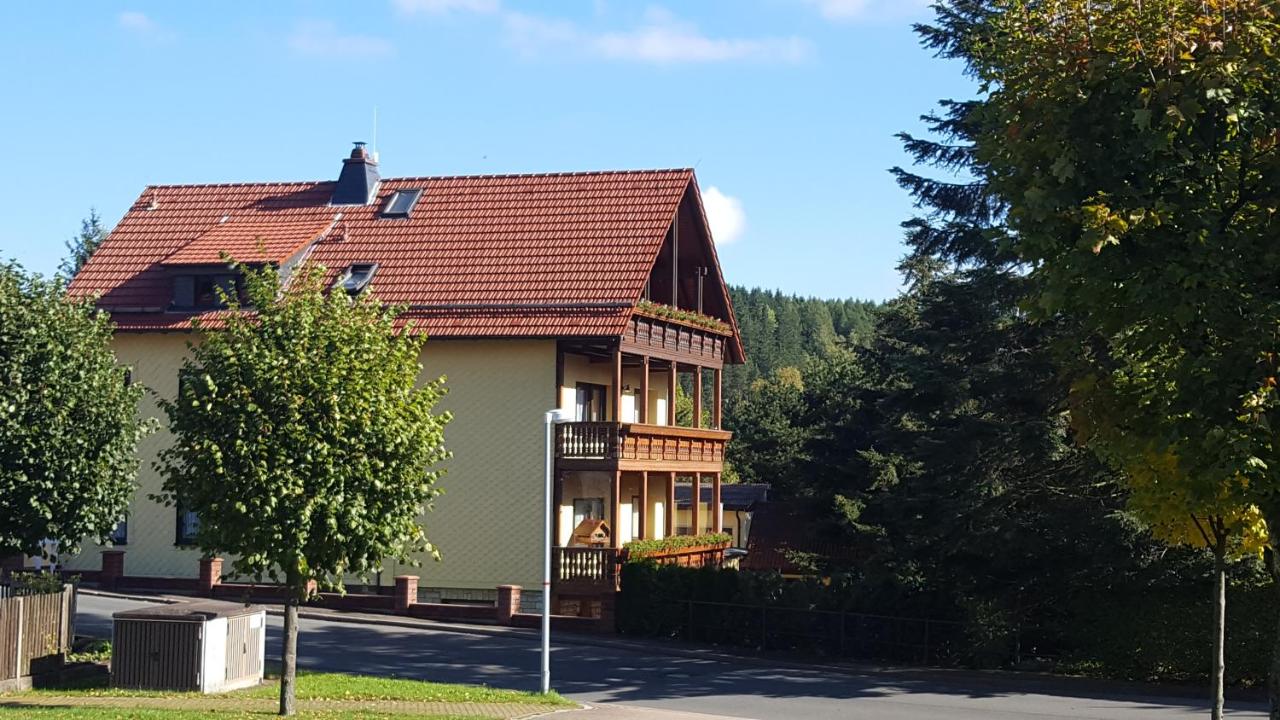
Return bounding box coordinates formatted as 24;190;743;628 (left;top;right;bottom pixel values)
557;422;620;459
553;547;618;586
556;422;730;468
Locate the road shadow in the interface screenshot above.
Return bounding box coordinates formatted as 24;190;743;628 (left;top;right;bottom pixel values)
274;618;1266;716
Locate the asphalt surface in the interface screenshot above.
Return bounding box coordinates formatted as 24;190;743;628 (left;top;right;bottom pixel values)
76;593;1268;719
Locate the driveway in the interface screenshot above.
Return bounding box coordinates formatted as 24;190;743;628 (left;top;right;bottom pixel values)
76;593;1266;720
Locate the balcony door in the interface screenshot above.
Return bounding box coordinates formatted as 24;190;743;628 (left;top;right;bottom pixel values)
575;383;607;422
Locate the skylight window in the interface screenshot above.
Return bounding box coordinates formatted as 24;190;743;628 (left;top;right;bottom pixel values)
380;189;422;218
336;263;378;296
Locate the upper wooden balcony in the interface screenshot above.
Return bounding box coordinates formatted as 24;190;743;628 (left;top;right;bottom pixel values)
556;421;730;473
623;311;734;368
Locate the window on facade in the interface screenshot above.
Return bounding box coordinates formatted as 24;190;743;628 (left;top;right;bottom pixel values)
109;518;128;546
380;189;423;218
574;383;607;422
573;498;604;529
175;505;200;546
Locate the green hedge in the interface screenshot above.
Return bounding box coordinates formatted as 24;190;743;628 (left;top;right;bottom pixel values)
1059;585;1276;686
616;562;1279;684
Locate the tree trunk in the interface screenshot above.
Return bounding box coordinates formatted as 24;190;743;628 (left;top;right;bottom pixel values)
1211;541;1227;720
279;591;299;716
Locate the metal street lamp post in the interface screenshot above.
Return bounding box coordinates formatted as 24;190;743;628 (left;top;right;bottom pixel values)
542;408;571;694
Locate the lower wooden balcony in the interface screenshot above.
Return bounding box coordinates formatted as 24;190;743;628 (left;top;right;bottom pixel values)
555;421;730;472
552;542;729;593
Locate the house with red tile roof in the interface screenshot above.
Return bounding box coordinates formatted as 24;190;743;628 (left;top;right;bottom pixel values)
63;143;743;614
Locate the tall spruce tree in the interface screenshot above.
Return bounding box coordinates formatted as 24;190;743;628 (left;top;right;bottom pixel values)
60;209;108;279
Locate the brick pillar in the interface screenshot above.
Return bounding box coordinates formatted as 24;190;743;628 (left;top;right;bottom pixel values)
100;550;125;590
394;575;419;613
197;557;223;595
496;585;522;625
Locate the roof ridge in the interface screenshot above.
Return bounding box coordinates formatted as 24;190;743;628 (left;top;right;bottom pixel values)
144;180;330;190
140;168;694;191
389;168;694;182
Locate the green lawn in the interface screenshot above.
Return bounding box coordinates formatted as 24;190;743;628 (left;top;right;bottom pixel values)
16;669;570;706
0;710;488;720
1;667;574;720
240;671;570;705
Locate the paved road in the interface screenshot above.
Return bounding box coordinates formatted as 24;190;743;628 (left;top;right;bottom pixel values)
77;594;1266;719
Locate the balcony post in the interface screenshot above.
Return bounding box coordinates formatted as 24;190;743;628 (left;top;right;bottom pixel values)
666;472;676;538
667;360;678;426
639;471;649;541
552;471;564;547
712;472;723;533
691;473;701;536
671;222;679;307
612;347;624;422
611;470;623;549
713;368;722;430
692;365;702;429
639;355;650;424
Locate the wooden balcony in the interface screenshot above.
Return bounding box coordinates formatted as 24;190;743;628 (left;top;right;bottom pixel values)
552;542;728;592
556;422;730;472
623;313;731;367
553;547;619;591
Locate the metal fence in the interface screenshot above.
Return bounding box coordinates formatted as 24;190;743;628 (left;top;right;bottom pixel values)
662;599;966;666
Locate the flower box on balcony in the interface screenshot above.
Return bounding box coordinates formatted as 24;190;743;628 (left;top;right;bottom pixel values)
634;300;733;336
621;533;732;564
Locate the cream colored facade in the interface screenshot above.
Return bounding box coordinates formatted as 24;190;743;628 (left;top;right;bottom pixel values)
62;333;556;593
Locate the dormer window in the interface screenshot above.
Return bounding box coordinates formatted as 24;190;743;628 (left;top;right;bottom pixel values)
380;189;422;219
336;263;378;295
172;273;240;311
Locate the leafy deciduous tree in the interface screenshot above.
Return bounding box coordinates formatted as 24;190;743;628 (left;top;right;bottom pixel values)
0;262;149;560
956;0;1280;712
156;263;450;716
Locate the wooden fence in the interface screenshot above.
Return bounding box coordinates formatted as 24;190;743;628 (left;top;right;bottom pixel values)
0;585;75;682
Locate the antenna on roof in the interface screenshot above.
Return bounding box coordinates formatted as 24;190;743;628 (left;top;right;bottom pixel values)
371;106;379;163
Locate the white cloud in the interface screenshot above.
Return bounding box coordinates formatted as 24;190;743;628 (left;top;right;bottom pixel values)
287;20;394;59
504;6;810;64
502;12;579;56
593;19;809;63
803;0;931;22
702;187;746;246
392;0;500;14
117;11;174;42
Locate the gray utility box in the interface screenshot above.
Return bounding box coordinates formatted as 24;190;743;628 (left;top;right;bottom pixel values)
112;600;266;693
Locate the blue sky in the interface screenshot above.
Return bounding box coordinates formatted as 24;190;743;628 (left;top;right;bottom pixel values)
0;1;970;301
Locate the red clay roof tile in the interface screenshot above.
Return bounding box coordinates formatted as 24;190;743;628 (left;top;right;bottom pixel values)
67;169;742;347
